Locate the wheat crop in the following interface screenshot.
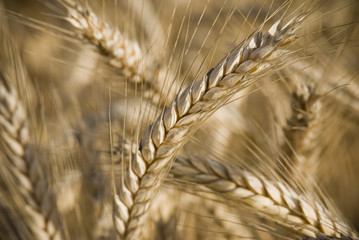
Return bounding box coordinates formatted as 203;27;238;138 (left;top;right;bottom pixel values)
1;0;359;239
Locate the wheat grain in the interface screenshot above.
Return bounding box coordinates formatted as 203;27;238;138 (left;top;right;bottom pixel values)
171;155;357;238
113;14;306;239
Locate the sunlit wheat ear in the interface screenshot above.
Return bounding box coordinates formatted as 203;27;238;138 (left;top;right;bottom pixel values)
60;0;176;105
171;156;357;238
281;71;322;181
113;14;306;240
0;73;62;240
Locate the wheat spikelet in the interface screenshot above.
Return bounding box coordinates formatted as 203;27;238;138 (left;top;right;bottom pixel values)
171;155;358;238
113;14;306;239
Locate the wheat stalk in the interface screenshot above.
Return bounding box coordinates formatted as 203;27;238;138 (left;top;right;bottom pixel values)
0;73;62;240
171;155;357;238
113;14;307;239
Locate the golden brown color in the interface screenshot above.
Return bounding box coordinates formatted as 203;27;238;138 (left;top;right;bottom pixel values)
0;0;359;239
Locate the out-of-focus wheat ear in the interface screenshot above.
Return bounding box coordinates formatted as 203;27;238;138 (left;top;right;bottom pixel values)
60;0;143;79
113;14;307;240
0;8;63;238
59;0;177;105
290;59;359;122
280;72;322;181
171;156;358;238
0;73;62;240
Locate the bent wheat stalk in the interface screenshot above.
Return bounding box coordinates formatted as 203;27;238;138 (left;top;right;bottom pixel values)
114;15;306;240
0;73;62;240
171;156;358;238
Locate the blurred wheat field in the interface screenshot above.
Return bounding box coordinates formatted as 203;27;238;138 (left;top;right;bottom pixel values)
1;0;359;239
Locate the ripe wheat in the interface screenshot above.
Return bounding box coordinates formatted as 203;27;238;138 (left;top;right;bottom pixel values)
1;0;359;239
0;73;62;240
62;0;177;105
113;14;306;239
171;155;357;238
281;70;322;180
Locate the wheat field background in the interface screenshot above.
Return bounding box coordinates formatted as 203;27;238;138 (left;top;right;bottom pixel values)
1;0;359;239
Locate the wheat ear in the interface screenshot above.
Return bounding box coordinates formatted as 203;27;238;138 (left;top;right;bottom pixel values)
113;15;306;239
61;0;143;79
60;0;177;104
290;60;359;121
0;73;62;240
281;72;322;180
171;156;357;238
